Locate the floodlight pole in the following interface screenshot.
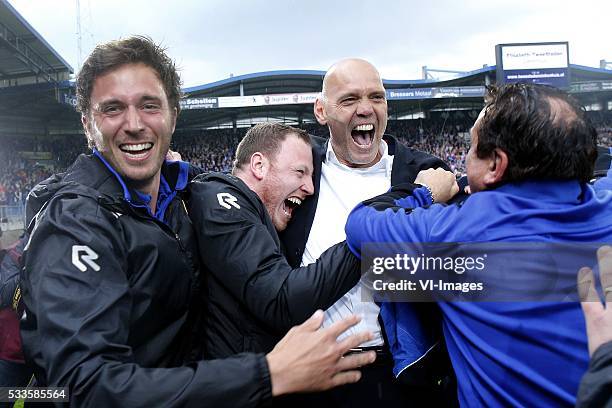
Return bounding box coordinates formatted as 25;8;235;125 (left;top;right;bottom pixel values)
422;66;467;80
76;0;82;69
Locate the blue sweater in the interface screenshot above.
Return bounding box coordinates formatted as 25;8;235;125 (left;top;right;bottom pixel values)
345;180;612;407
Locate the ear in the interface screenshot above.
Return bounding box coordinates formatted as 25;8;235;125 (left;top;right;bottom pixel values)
170;107;177;134
81;114;95;147
483;148;508;187
249;152;268;181
314;97;327;125
81;114;90;134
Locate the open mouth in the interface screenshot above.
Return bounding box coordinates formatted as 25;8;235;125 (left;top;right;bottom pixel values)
282;196;302;217
119;142;153;158
351;123;375;147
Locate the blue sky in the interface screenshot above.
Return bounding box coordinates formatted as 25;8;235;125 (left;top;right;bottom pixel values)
8;0;611;87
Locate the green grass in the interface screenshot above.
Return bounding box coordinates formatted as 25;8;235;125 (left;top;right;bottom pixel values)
14;400;24;408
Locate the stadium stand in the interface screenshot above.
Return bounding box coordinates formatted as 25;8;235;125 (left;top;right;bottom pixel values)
1;117;609;203
1;0;611;234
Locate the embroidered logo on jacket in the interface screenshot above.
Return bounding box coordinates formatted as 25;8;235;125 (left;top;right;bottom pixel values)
72;245;101;272
217;192;241;210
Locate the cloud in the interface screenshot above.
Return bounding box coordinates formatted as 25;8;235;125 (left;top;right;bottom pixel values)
7;0;611;85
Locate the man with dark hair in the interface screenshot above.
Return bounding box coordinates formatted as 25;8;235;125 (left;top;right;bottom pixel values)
344;83;612;406
19;36;374;407
473;84;597;184
188;122;363;359
75;35;183;131
280;58;455;406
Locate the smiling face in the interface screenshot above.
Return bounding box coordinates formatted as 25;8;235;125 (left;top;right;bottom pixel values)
260;134;314;231
315;59;387;168
82;62;176;195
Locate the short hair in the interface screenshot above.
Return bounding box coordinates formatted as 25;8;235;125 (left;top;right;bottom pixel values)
233;123;311;173
476;83;597;183
76;36;182;117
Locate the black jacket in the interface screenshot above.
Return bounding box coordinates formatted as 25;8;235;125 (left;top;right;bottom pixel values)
20;154;272;407
279;134;457;400
189;172;360;358
594;145;611;179
281;134;451;268
577;340;612;408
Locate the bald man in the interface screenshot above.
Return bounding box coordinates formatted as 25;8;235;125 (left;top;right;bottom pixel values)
280;59;456;406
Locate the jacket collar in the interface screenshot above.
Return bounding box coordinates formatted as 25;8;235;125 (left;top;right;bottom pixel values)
90;149;189;221
493;179;586;204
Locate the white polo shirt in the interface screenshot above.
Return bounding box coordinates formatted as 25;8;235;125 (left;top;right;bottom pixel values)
301;140;393;346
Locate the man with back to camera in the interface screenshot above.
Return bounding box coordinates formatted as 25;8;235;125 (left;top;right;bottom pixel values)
280;58;457;406
18;36;375;407
188;122;366;359
344;83;612;407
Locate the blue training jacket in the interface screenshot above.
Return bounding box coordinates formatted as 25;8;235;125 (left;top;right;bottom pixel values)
345;179;612;408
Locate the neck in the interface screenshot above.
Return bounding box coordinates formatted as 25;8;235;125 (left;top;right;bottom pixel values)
148;185;160;214
234;170;260;198
128;170;162;214
337;151;383;168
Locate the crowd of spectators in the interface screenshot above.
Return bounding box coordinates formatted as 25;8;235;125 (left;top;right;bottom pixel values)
174;118;473;176
588;111;612;147
1;117;611;209
172;129;242;173
0;139;52;208
51;136;88;170
387;119;471;175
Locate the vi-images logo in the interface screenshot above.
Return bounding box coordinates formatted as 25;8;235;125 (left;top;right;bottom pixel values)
72;245;100;272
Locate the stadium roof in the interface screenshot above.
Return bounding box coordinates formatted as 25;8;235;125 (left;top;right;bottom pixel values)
568;64;612;81
0;0;73;85
184;70;327;97
177;63;612;129
1;58;611;136
1;2;609;138
184;64;612;98
0;1;78;138
183;66;497;98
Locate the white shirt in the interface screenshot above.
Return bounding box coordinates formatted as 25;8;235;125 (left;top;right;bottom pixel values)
301;140;393;346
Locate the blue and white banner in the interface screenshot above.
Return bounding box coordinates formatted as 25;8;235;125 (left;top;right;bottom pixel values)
496;42;571;88
387;86;485;100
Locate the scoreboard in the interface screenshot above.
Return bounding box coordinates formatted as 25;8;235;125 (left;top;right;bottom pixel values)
495;42;570;88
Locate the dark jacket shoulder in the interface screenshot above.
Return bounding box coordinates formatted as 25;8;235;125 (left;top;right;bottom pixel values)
190;172;269;223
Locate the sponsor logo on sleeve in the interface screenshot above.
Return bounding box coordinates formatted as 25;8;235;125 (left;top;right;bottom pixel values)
217;192;240;210
71;245;100;272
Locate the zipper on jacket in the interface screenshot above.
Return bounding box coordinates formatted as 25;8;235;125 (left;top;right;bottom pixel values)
175;233;186;252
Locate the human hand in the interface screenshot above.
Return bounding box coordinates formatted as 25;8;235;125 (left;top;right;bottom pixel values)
266;310;375;396
414;168;459;203
166;149;182;161
578;245;612;356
